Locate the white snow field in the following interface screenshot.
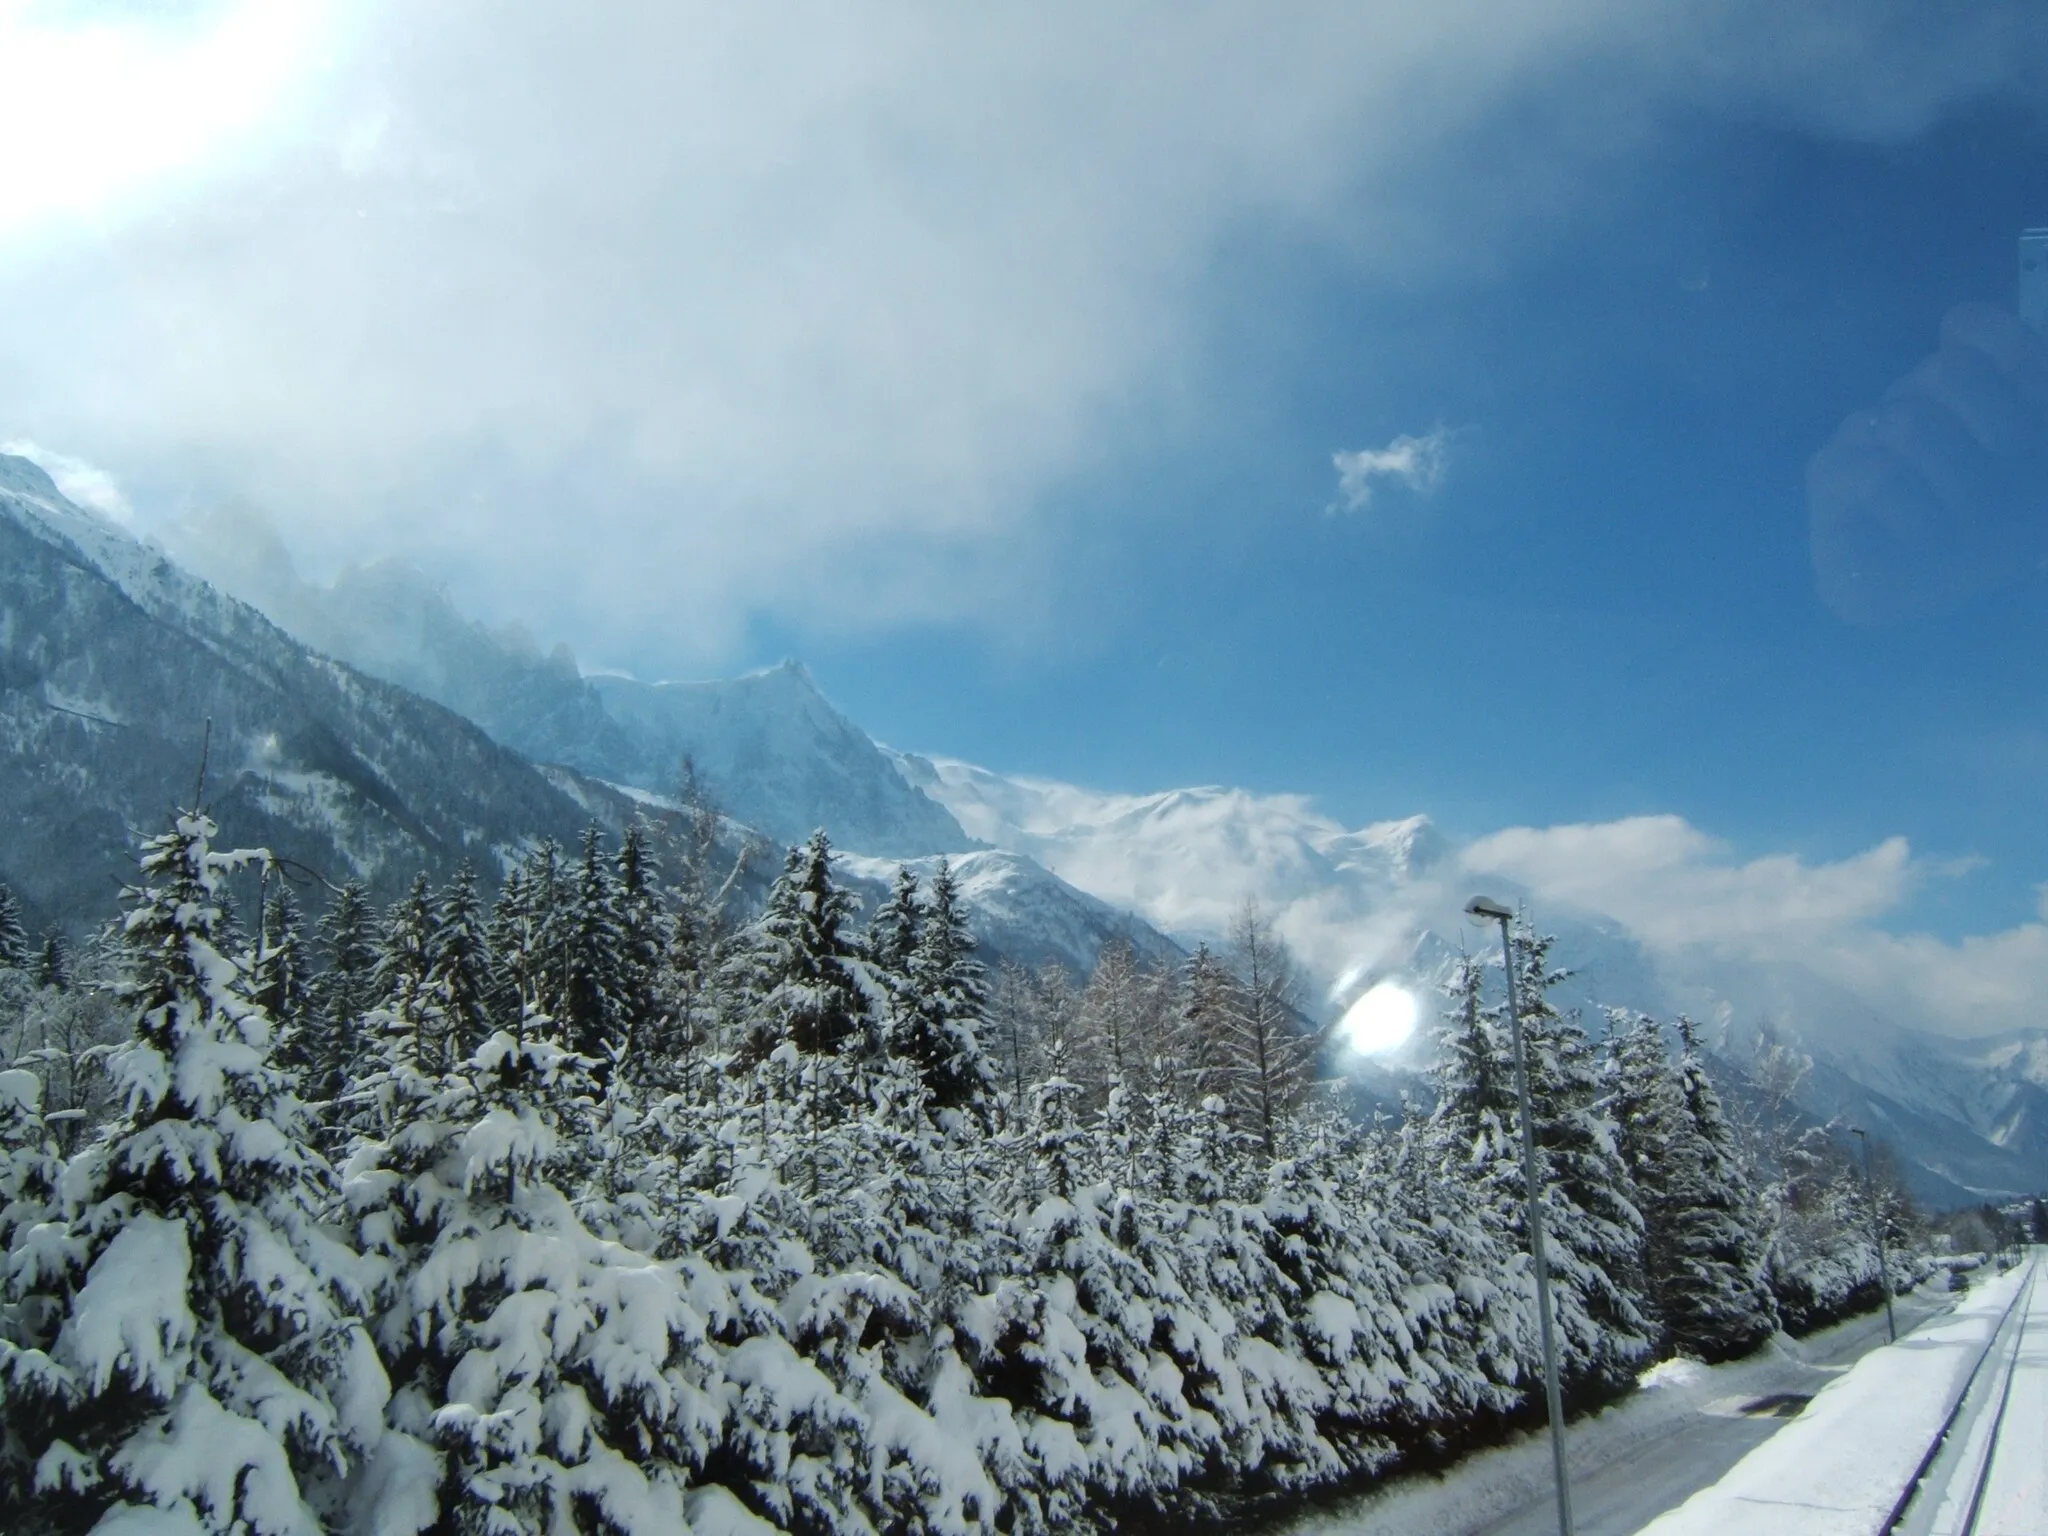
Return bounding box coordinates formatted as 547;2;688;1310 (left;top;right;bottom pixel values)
1643;1255;2042;1536
1276;1281;1961;1536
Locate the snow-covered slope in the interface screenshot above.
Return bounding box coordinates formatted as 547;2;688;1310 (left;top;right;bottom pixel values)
0;457;602;929
159;513;969;859
590;664;969;856
118;488;2048;1201
836;848;1182;979
890;751;1454;983
894;745;2048;1202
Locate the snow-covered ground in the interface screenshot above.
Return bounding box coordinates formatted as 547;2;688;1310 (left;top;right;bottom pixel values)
1643;1258;2040;1536
1905;1255;2048;1536
1274;1282;1960;1536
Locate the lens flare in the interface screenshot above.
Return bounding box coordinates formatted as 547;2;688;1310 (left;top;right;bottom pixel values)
1337;981;1418;1057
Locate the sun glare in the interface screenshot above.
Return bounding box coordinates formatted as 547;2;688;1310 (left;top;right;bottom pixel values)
1337;981;1419;1057
0;1;330;241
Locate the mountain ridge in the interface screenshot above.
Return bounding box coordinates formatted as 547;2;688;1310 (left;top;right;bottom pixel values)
53;480;2048;1204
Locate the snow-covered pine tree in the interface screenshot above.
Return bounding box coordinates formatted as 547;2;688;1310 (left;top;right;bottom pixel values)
559;826;630;1066
0;882;28;971
1496;926;1651;1399
376;873;437;1046
345;1004;726;1534
612;821;671;1057
1664;1018;1777;1359
485;862;535;1027
1375;1111;1529;1445
1221;901;1318;1159
302;880;378;1124
0;1067;60;1286
902;859;997;1120
1436;954;1510;1131
726;832;868;1073
34;931;70;994
427;861;495;1069
866;865;922;985
1422;966;1545;1428
865;864;925;1078
1605;1012;1677;1348
251;885;312;1042
1029;1036;1092;1202
0;809;386;1534
493;840;568;1025
661;762;758;1069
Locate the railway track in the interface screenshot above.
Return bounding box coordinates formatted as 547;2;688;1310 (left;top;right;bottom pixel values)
1885;1251;2042;1536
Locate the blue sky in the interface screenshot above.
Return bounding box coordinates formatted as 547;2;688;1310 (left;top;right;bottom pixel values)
789;100;2048;940
4;2;2048;964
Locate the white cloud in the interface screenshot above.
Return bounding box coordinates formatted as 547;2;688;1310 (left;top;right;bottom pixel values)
1464;816;2048;1039
1330;427;1453;513
1463;816;1914;952
0;440;134;524
920;753;2048;1041
0;2;330;239
0;4;2039;664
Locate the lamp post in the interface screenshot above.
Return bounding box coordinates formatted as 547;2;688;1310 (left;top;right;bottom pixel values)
1467;895;1573;1536
1849;1126;1897;1343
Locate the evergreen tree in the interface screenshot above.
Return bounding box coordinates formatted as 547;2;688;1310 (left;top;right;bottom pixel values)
866;864;922;983
0;1067;60;1287
662;759;756;1066
901;858;997;1118
0;883;28;971
0;810;385;1532
486;861;536;1027
305;881;378;1116
495;840;567;1022
1665;1018;1777;1358
1496;927;1651;1397
1436;954;1511;1133
251;885;312;1040
344;1007;723;1533
727;832;867;1071
374;874;436;1038
33;931;69;994
1426;964;1538;1400
427;861;494;1068
559;826;628;1064
1030;1039;1091;1201
612;821;671;1051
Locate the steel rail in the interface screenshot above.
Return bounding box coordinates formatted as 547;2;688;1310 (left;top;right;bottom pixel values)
1954;1257;2039;1535
1880;1253;2039;1535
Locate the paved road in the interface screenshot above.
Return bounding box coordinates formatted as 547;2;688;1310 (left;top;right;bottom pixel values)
1472;1284;1961;1536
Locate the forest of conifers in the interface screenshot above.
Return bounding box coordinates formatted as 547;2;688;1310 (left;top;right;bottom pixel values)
0;797;1919;1536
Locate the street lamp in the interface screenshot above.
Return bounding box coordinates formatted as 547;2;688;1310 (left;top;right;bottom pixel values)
1849;1126;1897;1343
1467;895;1573;1536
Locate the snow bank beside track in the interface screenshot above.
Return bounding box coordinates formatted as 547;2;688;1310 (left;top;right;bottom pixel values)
1639;1262;2033;1536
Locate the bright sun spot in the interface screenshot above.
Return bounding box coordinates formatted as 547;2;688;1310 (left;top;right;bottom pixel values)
1337;982;1418;1057
0;1;331;241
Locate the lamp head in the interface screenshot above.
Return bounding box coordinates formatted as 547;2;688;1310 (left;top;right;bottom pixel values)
1465;896;1514;923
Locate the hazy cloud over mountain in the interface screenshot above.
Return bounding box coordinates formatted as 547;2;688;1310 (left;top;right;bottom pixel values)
2;1;2043;668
